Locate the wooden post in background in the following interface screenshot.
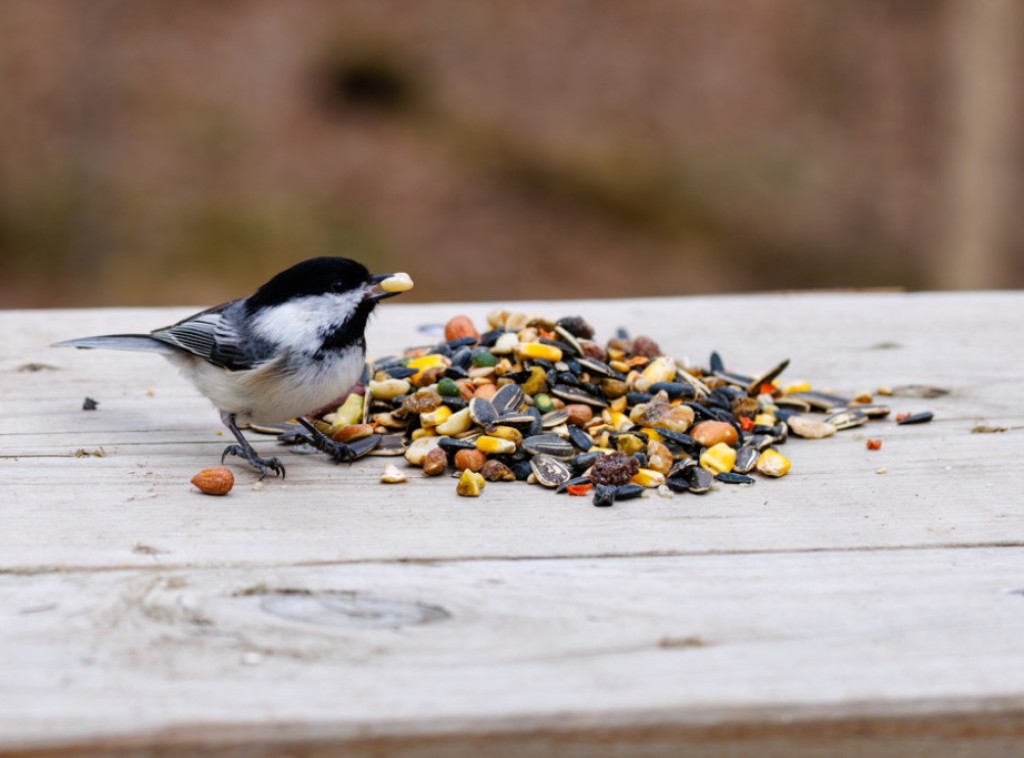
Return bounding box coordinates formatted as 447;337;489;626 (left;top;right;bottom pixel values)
938;0;1020;290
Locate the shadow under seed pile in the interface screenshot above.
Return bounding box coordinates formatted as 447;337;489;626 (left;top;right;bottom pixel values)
281;310;930;506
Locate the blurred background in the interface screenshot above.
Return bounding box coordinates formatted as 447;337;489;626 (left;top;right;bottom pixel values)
1;0;1021;308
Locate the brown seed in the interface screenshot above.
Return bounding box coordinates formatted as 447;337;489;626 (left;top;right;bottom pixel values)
646;440;674;475
729;396;759;420
401;391;443;415
444;314;480;343
416;366;448;387
454;448;486;472
690;420;739;448
631;335;661;359
190;466;234;496
472;383;499;401
481;458;516;482
422;447;448;476
456;379;476;400
564;403;594;427
600;378;630;399
579;340;608;362
331;423;375;443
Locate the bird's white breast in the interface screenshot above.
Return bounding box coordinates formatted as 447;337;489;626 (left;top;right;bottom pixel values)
172;344;365;425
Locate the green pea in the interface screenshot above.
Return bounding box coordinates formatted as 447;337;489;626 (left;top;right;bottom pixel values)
437;377;461;397
472;350;498;368
533;393;555;413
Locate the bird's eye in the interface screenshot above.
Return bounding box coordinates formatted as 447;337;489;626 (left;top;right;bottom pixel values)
329;280;346;293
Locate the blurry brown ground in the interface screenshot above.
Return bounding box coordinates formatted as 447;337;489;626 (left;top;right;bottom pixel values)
1;0;1021;308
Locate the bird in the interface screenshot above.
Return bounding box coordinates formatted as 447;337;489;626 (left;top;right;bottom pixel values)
53;257;413;478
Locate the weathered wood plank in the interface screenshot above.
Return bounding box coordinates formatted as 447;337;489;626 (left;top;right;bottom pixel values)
1;293;1020;570
2;547;1024;755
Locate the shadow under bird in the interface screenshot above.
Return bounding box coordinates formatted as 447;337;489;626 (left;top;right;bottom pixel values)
54;257;413;478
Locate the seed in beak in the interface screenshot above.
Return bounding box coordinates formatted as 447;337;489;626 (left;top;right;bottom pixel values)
375;272;414;294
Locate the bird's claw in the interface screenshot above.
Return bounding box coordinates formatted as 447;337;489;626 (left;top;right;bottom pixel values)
221;444;286;480
293;419;380;464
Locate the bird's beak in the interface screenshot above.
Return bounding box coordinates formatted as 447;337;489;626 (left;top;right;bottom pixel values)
367;272;414;301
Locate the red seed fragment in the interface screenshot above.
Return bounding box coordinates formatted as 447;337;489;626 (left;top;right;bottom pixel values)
866;439;882;450
566;483;593;496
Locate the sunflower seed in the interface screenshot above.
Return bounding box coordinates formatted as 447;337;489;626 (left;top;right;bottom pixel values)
522;433;575;460
529;454;572;488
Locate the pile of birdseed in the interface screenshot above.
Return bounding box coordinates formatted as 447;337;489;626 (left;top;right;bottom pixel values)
304;309;932;506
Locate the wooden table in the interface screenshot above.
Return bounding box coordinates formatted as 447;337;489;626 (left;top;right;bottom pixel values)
2;292;1022;757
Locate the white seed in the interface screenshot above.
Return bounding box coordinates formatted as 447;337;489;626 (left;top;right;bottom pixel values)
380;463;408;483
436;407;473;436
369;378;411;400
405;435;441;466
378;272;414;293
491;332;519;354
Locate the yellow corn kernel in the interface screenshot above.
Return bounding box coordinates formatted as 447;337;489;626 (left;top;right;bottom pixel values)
476;435;517;455
407;353;450;383
634;356;676;392
609;359;631;374
615;434;646;456
783;381;812;395
756;448;791;477
419;404;452;427
699;442;736;474
488;425;523;446
455;469;486;497
515;342;563;363
410;427;437;442
609;395;628;413
753;413;777;428
521;365;547;395
601;410;631;432
640;427;665;443
328;392;364;428
436;407;472;436
630;468;666;488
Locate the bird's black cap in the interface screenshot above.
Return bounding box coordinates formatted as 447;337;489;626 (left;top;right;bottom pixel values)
245;257;371;313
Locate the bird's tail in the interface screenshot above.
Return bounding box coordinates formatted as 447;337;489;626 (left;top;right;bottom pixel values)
52;334;172;353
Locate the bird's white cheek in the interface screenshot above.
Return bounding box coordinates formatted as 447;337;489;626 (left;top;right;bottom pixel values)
249;291;364;351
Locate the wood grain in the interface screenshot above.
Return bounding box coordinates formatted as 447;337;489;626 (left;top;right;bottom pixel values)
1;292;1023;756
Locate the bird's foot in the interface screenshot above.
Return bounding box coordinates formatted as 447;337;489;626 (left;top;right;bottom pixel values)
294;419;380;463
221;444;286;480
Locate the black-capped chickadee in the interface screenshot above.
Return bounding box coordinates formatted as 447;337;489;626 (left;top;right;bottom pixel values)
54;257;413;478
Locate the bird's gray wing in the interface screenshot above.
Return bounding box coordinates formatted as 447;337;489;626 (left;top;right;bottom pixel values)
150;301;267;371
